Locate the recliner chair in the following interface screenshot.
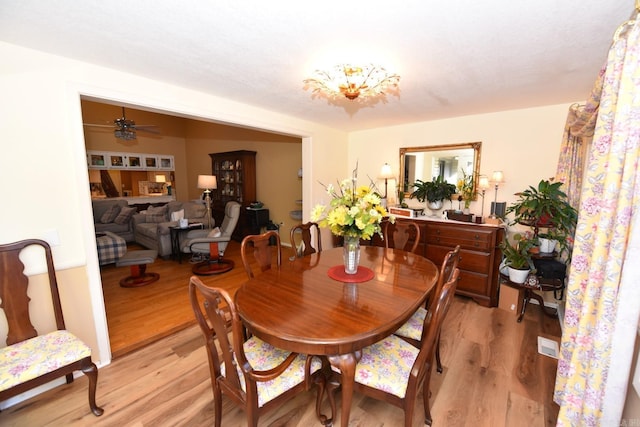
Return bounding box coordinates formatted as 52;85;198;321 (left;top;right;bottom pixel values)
181;201;241;275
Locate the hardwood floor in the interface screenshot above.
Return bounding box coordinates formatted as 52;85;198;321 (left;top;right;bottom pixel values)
0;241;562;426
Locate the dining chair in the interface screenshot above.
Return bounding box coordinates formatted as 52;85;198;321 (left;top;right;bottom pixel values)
289;222;322;258
329;268;460;427
0;239;103;417
188;276;329;427
240;230;282;279
394;245;460;373
383;220;421;253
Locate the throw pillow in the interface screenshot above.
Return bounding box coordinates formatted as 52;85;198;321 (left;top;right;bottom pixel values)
100;205;121;224
114;206;137;225
146;205;168;223
208;227;222;238
170;209;185;222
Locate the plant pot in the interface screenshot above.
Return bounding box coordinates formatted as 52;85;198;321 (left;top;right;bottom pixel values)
508;267;530;284
538;237;557;254
427;200;443;217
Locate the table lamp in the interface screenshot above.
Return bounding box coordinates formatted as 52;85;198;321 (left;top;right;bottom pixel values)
489;171;505;218
379;163;395;205
478;175;490;220
197;174;217;229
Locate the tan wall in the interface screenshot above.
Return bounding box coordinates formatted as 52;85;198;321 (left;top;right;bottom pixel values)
184;121;302;235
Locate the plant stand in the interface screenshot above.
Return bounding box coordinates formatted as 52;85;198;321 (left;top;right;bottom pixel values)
499;272;564;322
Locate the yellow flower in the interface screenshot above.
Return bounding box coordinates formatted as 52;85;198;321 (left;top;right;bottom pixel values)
311;166;394;239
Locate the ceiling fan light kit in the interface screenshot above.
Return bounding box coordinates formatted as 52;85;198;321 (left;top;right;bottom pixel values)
304;64;400;101
84;106;160;141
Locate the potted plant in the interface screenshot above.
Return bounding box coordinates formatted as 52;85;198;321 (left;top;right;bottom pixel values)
410;176;457;211
505;179;578;258
499;233;535;283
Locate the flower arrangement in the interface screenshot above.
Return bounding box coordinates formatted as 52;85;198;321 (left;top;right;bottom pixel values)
457;169;475;208
311;166;394;240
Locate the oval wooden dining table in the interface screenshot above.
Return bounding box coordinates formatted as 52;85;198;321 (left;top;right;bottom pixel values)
234;246;439;426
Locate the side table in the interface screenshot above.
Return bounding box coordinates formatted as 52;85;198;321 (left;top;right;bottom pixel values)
170;223;204;263
499;273;564;322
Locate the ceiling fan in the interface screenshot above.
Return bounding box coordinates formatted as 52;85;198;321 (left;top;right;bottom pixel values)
83;107;160;140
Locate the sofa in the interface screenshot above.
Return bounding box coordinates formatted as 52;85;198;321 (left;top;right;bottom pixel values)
92;199;137;242
133;200;208;257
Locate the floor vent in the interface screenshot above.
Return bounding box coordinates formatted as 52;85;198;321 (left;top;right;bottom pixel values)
538;336;559;359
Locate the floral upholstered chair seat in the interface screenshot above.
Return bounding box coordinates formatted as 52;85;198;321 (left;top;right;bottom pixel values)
331;334;420;399
222;335;322;408
0;330;91;392
394;306;427;341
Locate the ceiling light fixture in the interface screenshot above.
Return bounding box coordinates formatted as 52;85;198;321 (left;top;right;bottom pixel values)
304;64;400;101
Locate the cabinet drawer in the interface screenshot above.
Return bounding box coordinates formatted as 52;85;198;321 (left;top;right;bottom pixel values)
425;225;493;251
458;270;489;296
426;245;491;274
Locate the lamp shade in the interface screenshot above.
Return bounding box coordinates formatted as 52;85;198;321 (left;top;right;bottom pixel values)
155;175;166;183
197;175;217;190
491;170;504;183
478;175;490;189
379;163;395;179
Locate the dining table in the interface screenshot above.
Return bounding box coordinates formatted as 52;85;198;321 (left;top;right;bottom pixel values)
234;245;439;426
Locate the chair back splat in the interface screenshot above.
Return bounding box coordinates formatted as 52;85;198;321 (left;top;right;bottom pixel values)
289;222;322;258
240;231;282;279
188;276;329;426
383;221;421;254
0;239;103;416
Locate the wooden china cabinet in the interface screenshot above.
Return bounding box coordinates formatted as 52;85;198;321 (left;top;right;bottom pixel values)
209;150;257;241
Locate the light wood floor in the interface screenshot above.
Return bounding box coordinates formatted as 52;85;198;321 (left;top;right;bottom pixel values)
0;241;561;426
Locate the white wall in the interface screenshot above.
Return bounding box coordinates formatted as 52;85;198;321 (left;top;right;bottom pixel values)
0;40;576;406
0;41;348;367
348;103;572;225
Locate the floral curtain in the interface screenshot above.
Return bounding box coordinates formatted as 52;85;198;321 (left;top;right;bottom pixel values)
554;11;640;427
554;75;602;207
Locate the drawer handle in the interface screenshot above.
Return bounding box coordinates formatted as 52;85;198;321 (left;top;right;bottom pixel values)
435;229;441;235
474;242;479;247
474;234;479;239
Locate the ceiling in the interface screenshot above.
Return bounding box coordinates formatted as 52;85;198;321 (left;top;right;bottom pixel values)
0;1;634;132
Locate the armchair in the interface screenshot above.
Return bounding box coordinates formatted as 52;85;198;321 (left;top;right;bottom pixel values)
181;201;241;275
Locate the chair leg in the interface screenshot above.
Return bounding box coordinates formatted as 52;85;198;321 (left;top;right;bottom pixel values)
435;333;443;373
213;383;222;427
82;361;104;416
316;359;338;426
313;372;330;426
423;370;433;426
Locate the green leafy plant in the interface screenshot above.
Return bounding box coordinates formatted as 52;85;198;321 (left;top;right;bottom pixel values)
499;233;536;270
410;176;457;203
505;179;578;257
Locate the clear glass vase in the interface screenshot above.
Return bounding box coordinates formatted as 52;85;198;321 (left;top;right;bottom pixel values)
343;235;361;274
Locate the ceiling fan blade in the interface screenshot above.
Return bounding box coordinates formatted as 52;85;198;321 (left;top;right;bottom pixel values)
133;126;161;134
83;123;116;128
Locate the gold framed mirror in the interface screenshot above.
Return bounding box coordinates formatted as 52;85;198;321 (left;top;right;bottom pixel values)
399;142;482;200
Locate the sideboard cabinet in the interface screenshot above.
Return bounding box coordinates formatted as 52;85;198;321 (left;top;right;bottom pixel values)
209;150;257;241
375;218;504;307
